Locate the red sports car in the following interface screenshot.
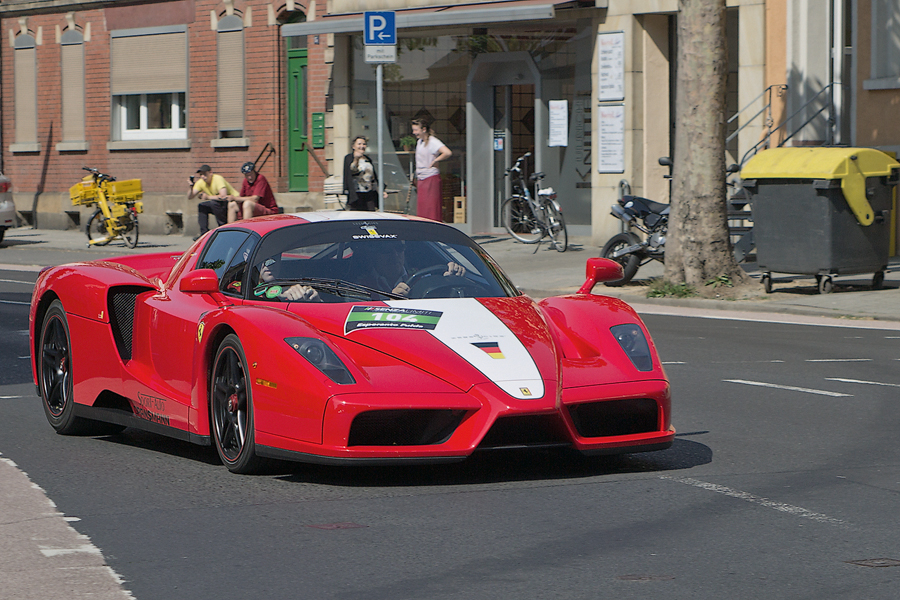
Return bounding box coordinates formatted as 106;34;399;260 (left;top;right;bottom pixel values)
30;213;674;473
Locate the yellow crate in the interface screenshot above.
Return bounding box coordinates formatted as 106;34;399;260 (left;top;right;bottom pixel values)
107;179;143;203
70;177;99;206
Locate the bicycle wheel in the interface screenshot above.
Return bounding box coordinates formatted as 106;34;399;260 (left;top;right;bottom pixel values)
122;212;139;249
502;196;542;244
545;201;567;252
85;209;112;246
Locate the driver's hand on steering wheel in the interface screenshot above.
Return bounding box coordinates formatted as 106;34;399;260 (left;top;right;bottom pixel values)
391;282;410;297
444;262;466;277
280;285;322;302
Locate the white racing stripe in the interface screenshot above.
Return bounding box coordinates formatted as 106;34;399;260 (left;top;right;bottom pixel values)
387;298;544;400
724;379;852;397
662;476;848;528
826;377;900;388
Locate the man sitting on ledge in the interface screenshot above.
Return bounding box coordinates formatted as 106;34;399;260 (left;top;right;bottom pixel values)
228;162;279;222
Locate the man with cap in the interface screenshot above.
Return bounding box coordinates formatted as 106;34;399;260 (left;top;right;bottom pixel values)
228;161;279;223
189;164;239;238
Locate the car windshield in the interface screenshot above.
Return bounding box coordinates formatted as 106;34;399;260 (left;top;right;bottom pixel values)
246;219;518;302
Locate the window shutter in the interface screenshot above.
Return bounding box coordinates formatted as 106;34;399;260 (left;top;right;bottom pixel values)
61;43;85;141
217;29;244;131
14;47;37;143
111;31;186;94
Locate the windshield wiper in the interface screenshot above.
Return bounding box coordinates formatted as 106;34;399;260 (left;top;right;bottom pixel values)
253;277;407;301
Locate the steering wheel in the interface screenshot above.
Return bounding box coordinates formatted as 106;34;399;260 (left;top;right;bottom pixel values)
406;266;489;299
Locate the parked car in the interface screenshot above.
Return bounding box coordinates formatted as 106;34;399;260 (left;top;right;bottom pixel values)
30;212;674;474
0;172;15;243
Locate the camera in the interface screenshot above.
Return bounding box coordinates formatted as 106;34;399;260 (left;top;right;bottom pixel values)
189;175;195;184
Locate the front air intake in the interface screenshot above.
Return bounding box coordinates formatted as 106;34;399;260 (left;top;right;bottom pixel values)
348;409;466;446
568;398;658;438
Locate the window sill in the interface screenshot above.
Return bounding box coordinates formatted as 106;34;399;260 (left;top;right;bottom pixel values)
107;139;192;151
10;142;40;153
210;137;250;148
863;77;900;91
57;141;89;152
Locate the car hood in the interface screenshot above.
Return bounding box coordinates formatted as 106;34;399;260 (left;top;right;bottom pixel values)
286;296;557;398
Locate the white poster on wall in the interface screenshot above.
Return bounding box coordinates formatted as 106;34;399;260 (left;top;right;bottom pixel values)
549;100;568;147
598;104;625;173
597;31;625;102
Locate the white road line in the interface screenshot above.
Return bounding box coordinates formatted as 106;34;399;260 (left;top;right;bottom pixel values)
0;278;34;285
0;395;23;399
0;299;30;306
826;377;900;388
661;361;686;365
0;263;44;273
806;358;872;362
662;476;848;528
724;379;852;397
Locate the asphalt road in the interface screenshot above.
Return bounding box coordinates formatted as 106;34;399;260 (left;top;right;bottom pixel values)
2;266;900;599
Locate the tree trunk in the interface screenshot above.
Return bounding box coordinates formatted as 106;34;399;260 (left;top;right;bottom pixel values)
664;0;753;292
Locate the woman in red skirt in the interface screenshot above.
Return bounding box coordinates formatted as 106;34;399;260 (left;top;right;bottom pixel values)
411;118;452;222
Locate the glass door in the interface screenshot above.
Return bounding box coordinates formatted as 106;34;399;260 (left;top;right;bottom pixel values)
492;84;535;227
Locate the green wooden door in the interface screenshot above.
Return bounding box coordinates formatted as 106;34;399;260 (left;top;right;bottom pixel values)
287;49;308;191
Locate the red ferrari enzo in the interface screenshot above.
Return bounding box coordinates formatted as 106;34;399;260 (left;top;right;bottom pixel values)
30;212;674;473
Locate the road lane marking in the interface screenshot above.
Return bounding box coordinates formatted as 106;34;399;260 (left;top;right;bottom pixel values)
0;396;24;399
0;278;34;285
661;361;685;365
826;377;900;388
724;379;852;397
0;299;31;305
662;476;848;528
806;358;872;362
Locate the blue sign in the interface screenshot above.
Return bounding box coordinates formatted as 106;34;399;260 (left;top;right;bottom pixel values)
364;11;396;45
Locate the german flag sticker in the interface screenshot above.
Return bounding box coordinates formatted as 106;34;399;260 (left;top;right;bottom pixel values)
472;341;505;359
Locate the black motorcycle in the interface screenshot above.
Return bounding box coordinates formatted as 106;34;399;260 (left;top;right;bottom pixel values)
600;194;669;286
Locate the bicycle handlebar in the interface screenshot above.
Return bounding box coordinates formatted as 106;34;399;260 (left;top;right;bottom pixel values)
82;166;116;182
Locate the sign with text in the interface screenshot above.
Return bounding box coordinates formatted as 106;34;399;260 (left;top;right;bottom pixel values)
364;11;396;45
597;31;625;102
364;45;397;64
597;104;625;173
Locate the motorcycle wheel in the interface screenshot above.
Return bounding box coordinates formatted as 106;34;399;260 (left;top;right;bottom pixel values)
502;196;542;244
85;209;112;246
600;232;642;286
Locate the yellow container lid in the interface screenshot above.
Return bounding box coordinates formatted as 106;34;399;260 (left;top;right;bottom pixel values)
741;147;900;226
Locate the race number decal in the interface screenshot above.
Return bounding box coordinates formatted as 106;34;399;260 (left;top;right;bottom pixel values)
345;306;442;334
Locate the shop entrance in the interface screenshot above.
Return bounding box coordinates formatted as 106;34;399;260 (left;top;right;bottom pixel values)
467;52;542;234
492;84;536;227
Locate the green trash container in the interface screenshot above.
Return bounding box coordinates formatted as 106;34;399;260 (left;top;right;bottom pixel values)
741;147;900;293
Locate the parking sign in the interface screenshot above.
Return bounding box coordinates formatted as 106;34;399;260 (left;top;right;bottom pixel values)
364;11;396;45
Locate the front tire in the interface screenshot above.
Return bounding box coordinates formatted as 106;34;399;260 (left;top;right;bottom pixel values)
211;334;263;474
546;201;567;252
86;209;111;246
122;212;139;249
502;196;542;244
600;232;642;286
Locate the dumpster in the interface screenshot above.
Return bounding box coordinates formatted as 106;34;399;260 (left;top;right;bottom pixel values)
741;147;900;293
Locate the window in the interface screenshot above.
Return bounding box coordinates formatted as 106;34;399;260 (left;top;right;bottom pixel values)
13;34;37;149
115;93;186;140
60;30;85;144
217;15;245;139
110;26;187;140
869;0;900;87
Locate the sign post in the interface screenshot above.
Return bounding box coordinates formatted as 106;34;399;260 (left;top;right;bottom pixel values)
364;11;397;212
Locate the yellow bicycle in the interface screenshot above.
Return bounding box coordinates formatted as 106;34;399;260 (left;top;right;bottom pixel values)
70;167;143;248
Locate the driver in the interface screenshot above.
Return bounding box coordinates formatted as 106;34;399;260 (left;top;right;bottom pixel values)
355;240;465;298
257;255;323;302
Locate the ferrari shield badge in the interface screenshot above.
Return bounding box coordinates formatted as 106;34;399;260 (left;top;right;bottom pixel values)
345;306;442;334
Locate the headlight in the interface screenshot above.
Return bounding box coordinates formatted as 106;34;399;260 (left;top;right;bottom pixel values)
285;337;355;384
609;324;653;371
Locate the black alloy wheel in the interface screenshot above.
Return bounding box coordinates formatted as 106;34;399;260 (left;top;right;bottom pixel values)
211;334;263;474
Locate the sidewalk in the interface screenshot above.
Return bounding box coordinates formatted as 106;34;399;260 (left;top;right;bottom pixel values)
4;224;900;323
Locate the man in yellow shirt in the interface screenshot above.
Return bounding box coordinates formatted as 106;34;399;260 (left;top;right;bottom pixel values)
189;164;239;239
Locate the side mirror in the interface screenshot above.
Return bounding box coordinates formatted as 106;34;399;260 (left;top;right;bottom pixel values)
179;269;220;293
577;258;625;294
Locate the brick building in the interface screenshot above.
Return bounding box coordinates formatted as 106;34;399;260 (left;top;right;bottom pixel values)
1;0;327;236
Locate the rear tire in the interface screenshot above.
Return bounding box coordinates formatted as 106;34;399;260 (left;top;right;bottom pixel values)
39;300;123;435
600;232;642;286
502;196;542;244
86;209;111;246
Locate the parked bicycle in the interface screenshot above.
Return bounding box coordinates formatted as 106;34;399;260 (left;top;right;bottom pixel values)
70;167;143;248
501;152;567;252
